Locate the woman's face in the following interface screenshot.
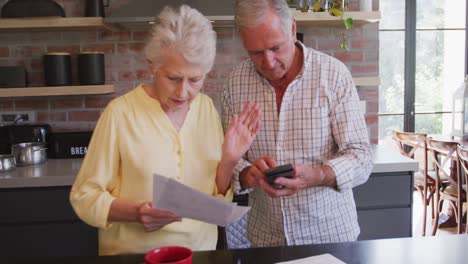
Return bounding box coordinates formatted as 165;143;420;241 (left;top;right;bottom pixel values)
149;50;205;112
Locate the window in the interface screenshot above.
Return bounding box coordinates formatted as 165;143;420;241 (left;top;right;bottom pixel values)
378;1;406;138
378;0;467;140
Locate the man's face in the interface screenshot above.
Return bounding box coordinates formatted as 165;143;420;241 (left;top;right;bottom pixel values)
239;12;296;81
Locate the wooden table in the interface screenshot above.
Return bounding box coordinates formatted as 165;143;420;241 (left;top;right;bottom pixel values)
3;235;468;264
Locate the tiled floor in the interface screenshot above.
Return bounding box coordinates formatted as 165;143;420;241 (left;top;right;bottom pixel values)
412;191;461;236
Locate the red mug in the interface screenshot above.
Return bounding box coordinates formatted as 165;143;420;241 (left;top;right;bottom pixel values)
145;246;193;264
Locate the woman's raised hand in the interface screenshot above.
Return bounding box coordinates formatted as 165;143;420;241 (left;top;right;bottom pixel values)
222;101;261;163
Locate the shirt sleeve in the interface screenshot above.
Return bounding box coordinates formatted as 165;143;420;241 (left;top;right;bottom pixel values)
208;96;235;202
221;79;253;195
325;62;373;191
69;101;120;229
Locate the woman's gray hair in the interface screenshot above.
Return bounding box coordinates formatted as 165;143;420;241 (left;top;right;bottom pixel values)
235;0;292;35
145;5;217;74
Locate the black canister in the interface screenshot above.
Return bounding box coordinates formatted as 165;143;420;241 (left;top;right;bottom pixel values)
44;52;72;86
78;52;105;85
85;0;105;17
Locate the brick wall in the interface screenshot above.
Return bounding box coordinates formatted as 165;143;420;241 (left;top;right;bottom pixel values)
0;0;379;143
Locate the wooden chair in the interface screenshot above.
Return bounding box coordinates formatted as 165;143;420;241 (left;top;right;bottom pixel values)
426;139;464;235
392;130;435;236
455;145;468;233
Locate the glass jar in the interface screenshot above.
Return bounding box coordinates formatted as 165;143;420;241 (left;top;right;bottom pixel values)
295;0;312;12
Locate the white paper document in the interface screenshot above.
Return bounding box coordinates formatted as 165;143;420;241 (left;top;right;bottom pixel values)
275;254;346;264
153;174;250;226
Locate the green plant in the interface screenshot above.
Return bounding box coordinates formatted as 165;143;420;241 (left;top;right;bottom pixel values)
313;0;354;50
286;0;296;8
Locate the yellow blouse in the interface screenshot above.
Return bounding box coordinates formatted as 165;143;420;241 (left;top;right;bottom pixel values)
70;84;232;255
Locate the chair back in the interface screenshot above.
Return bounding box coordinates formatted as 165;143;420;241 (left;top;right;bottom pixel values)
392;130;429;172
456;145;468;177
426;139;460;186
456;145;468;188
456;145;468;233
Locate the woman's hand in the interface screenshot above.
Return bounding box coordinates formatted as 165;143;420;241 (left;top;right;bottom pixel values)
138;202;181;232
216;101;261;195
222;101;261;163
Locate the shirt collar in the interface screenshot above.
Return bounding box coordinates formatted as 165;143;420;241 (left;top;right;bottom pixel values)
294;41;307;80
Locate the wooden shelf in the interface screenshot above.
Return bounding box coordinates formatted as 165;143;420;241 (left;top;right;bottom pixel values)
354;77;380;87
106;11;380;29
0;17;116;32
0;12;380;31
294;11;381;26
0;85;114;97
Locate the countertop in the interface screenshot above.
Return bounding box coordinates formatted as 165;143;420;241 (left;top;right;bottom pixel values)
0;159;82;188
371;143;418;173
0;144;418;189
3;235;467;264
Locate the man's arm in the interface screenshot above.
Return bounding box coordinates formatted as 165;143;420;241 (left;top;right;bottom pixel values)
324;63;373;190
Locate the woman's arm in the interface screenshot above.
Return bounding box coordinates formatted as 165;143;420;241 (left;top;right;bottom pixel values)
216;102;260;195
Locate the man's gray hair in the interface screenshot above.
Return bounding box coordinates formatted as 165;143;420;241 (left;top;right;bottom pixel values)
145;5;216;73
235;0;292;35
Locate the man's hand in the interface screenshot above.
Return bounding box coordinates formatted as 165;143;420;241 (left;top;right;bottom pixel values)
240;157;277;189
259;164;337;198
138;202;182;232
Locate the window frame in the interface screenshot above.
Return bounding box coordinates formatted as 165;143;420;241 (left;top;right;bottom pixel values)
378;0;468;137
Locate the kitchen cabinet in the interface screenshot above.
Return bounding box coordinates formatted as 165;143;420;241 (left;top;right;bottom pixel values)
0;186;97;257
354;171;413;239
0;84;114;97
0;17;115;32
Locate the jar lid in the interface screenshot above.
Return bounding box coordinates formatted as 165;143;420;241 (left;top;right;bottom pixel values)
79;51;104;54
46;52;71;56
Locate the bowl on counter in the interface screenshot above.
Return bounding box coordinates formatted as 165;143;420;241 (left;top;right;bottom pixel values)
0;154;16;172
11;142;47;166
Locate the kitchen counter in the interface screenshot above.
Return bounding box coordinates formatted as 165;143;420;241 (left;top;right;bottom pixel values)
0;144;418;189
0;144;419;256
3;235;468;264
371;144;418;173
0;159;82;188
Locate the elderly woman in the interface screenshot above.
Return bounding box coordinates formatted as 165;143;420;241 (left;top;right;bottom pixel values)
70;5;260;255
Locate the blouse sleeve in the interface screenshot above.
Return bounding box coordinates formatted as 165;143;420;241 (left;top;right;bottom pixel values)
208;96;234;202
69;101;121;229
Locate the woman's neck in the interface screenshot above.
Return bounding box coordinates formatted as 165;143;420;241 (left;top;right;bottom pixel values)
142;83;189;131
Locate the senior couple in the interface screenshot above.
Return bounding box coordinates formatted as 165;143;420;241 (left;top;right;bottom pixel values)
70;0;372;255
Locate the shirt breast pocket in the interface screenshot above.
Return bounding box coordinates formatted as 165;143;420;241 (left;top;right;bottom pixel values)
301;105;329;137
288;104;330;161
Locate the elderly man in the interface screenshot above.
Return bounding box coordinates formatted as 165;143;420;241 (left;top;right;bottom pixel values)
222;0;373;247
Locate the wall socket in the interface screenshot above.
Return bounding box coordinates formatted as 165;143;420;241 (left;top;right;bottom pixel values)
0;111;36;124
